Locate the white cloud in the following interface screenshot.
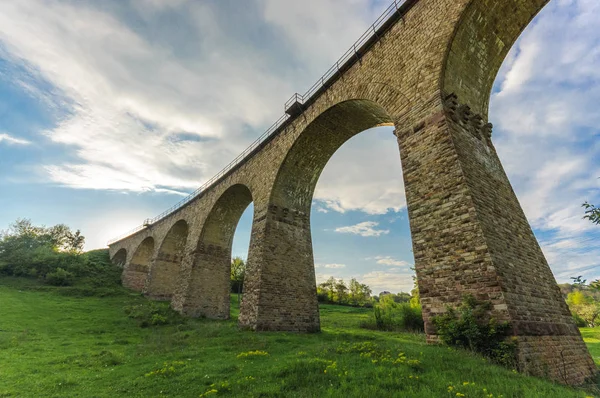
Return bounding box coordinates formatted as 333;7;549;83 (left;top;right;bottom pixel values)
334;221;389;237
0;133;30;145
374;256;411;268
316;263;346;269
313;127;406;215
0;0;389;197
490;0;600;283
361;270;414;294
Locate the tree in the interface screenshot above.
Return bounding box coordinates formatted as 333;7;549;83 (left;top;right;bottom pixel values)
0;219;85;277
348;278;372;306
583;202;600;225
393;292;411;304
334;279;348;304
231;257;246;304
410;274;420;309
566;280;600;327
318;277;337;303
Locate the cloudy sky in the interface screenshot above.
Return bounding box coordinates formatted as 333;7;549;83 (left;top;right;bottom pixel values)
0;0;598;294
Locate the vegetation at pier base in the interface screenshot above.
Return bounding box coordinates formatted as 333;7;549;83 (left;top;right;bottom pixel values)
432;295;516;369
1;278;599;397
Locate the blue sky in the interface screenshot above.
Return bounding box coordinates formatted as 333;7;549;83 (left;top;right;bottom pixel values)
0;0;599;294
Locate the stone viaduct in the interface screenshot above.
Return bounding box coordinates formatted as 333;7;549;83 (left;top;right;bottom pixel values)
108;0;597;384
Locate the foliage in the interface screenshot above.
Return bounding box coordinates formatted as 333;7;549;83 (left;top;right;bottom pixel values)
583;202;600;225
565;279;600;328
317;277;372;307
0;219;122;293
45;267;75;286
123;301;186;328
410;272;421;309
230;256;245;302
1;279;596;398
432;295;515;368
362;294;424;333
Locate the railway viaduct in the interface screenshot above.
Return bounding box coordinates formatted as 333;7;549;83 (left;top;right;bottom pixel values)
108;0;596;384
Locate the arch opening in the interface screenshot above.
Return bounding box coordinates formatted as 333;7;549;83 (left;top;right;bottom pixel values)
272;99;393;213
123;237;154;292
311;127;415;308
146;220;189;301
183;184;253;319
258;98;408;331
111;248;127;267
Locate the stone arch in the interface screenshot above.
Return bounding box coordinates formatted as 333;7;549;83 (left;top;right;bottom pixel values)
239;99;400;331
111;248;127;267
182;184;253;318
123;237;154;292
442;0;550;116
145;220;189;301
271;99;394;214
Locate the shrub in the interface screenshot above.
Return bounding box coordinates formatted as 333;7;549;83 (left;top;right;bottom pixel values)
361;295;424;332
123;302;185;327
572;312;587;327
432;295;515;368
45;267;75;286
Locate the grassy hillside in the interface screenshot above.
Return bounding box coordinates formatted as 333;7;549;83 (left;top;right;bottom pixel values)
0;277;598;398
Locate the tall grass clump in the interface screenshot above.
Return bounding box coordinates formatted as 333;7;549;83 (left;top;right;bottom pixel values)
361;294;424;333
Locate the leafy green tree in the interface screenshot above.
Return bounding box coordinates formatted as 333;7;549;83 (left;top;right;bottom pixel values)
409;275;420;310
334;279;348;304
0;218;85;279
348;278;372;306
318;277;337;303
231;256;246;304
393;292;411;304
565;278;600;327
583;202;600;225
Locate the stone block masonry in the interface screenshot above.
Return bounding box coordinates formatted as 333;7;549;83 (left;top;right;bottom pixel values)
108;0;596;385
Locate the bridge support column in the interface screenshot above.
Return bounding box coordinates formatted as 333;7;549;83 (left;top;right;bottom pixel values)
238;205;320;332
175;243;232;319
396;93;596;384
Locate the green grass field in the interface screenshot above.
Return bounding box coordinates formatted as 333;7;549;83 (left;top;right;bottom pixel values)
0;277;598;398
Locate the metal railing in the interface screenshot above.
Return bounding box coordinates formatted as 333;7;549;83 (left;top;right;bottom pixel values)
107;0;408;246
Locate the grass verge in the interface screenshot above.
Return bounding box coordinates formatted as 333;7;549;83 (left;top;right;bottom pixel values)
0;277;598;397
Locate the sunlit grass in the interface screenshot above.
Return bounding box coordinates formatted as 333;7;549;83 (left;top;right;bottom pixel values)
581;328;600;367
0;277;598;397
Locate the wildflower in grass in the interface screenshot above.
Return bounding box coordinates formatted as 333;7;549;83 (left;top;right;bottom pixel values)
456;393;465;397
236;350;269;359
145;361;186;377
447;385;454;392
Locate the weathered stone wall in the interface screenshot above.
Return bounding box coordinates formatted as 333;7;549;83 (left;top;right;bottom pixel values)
144;220;189;300
121;237;154;292
108;0;596;384
396;93;596;384
181;184;253;319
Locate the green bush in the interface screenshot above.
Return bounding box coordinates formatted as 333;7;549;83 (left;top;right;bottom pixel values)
361;295;424;332
572;312;587;327
123;302;185;328
45;267;75;286
432;295;515;368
